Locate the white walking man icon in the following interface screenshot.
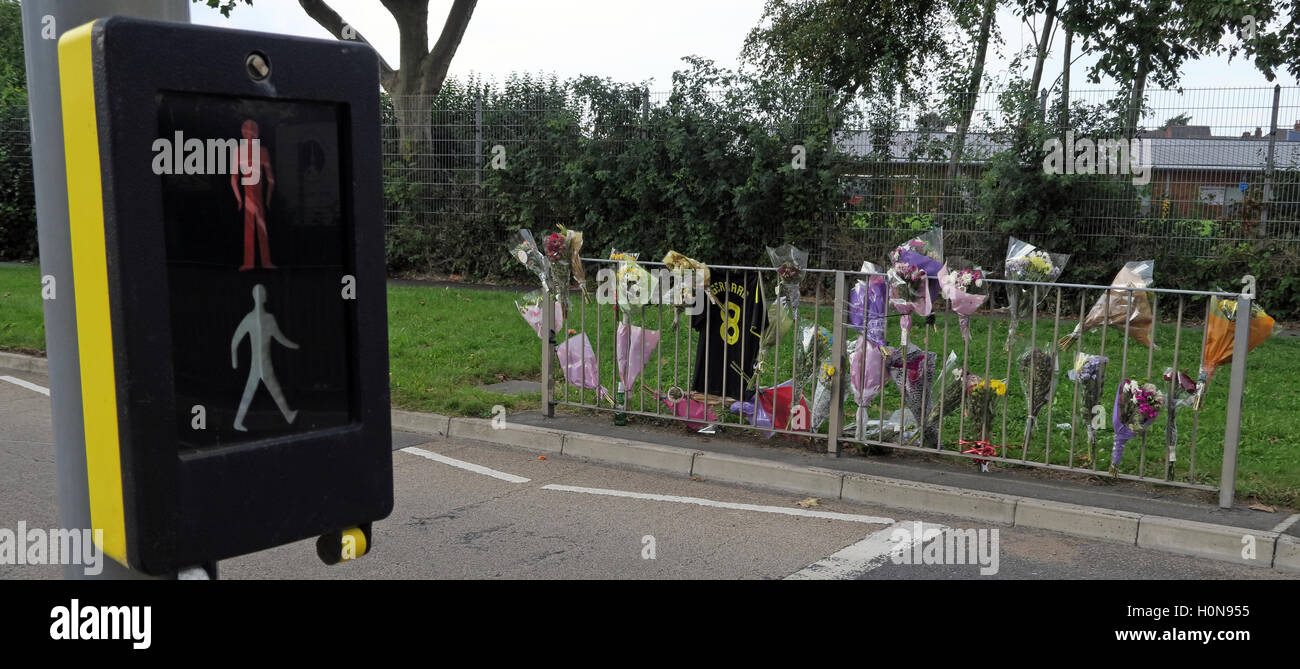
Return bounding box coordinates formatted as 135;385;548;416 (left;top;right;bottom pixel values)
231;284;299;432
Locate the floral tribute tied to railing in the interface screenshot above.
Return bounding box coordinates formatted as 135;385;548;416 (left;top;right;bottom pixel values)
506;225;1280;508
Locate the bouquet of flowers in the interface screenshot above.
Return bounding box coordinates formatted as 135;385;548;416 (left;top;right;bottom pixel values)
556;333;611;406
1161;368;1197;479
1067;352;1109;464
543;230;572;318
885;345;939;447
1058;261;1156;351
515;290;564;340
848;261;889;346
809;362;841;431
509;229;552;294
556;225;587;302
661;250;718;330
925;354;968;431
1003;237;1068;350
729;380;810;438
793;321;831;392
937;258;988;342
1195;294;1277;409
887;228;944;344
609;250;658;311
848;335;891;440
766;244;808;313
1017;347;1059;450
964;375;1007;442
1110;378;1165;477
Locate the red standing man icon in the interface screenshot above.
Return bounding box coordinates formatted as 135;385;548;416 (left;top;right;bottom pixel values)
230;119;276;271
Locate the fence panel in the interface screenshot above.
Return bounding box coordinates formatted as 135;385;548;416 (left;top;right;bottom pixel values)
542;258;1253;506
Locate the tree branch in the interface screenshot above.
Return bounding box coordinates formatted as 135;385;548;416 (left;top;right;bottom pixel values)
297;0;397;87
420;0;477;96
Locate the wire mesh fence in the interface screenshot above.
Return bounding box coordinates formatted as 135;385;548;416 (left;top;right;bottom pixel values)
4;85;1299;273
377;84;1300;277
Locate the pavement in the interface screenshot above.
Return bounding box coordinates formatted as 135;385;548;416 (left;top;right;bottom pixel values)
3;352;1299;579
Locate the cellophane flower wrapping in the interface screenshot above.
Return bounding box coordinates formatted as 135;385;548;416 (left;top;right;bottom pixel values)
886;345;939;447
1068;352;1109;457
662;250;713;330
1017;346;1059;448
1195;295;1278;408
848;334;890;437
1058;260;1156;351
616;322;662;392
1111;378;1164;469
937;257;988;342
556;333;608;402
810;362;840;431
887;228;944;341
925;352;965;431
1162;367;1197;468
766;244;808;313
849;261;889;346
559;225;587;302
609;250;658;311
515;290;563;339
964;375;1006;441
1003;237;1068;347
543;231;571;319
757;296;795;353
510;229;552;294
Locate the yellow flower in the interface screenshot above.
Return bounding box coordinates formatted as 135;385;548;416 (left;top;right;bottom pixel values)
990;379;1007;396
1028;256;1051;274
822;364;835;377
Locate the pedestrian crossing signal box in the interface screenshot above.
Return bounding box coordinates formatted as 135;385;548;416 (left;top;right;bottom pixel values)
58;17;392;575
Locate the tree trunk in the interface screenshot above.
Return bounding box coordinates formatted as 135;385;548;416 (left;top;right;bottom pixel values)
1126;56;1149;140
1059;25;1071;130
945;0;997;191
1028;0;1059;109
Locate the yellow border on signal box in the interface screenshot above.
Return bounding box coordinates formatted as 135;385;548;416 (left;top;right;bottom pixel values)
58;20;128;566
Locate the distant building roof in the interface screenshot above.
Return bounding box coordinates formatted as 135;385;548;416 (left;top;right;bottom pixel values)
835;130;1300;171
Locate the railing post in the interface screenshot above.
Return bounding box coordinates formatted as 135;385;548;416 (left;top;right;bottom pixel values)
475;92;483;186
826;271;847;456
1259;84;1280;238
1218;282;1253;508
542;285;555;418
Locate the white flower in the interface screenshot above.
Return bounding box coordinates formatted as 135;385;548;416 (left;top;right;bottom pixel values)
975;279;984;288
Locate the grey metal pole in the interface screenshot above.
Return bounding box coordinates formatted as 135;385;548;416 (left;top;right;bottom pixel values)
541;283;554;418
1259;84;1280;238
21;0;190;579
1218;288;1253;509
475;92;482;186
825;271;846;456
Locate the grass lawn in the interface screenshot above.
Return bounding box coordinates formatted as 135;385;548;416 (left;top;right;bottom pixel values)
2;263;1297;505
0;263;46;353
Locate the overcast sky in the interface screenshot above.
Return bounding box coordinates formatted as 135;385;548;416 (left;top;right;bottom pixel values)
191;0;1300;134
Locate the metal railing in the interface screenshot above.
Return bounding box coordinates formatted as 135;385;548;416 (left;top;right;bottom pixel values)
540;259;1254;508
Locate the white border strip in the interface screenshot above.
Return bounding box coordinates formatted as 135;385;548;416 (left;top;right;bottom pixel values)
785;521;947;580
1272;513;1300;534
401;446;531;483
0;375;49;396
541;484;893;525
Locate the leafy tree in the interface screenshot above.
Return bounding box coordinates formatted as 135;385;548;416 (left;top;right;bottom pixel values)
740;0;953;109
0;0;34;260
197;0;477;150
1065;0;1280;137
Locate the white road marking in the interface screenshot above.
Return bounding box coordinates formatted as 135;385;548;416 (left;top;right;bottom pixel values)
784;521;947;580
540;484;894;525
1272;513;1300;534
0;375;49;396
400;446;531;483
